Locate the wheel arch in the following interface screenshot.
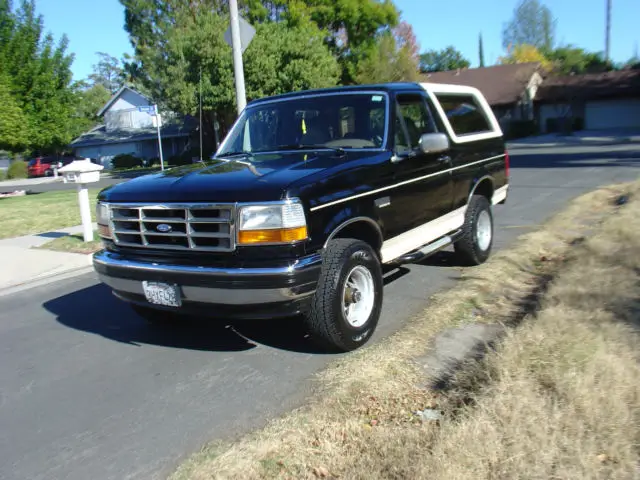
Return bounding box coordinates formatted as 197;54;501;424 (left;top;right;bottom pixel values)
323;217;384;254
468;175;495;204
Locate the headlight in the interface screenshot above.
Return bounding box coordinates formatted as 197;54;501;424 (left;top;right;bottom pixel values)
96;202;112;239
237;200;307;245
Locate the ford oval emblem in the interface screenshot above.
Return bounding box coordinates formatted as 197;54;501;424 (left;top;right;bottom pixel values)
156;223;172;233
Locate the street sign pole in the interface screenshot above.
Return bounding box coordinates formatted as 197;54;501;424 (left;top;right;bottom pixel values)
229;0;246;115
154;105;164;171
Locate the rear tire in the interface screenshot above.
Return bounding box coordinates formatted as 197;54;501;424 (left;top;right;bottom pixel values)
131;304;182;325
304;239;383;352
454;194;494;266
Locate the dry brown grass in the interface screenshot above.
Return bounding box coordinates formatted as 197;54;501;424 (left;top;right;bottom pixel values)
425;193;640;480
171;180;640;480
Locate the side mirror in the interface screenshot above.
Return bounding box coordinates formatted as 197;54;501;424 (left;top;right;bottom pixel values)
419;133;450;154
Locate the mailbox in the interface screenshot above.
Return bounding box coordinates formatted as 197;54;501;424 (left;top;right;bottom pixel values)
57;158;104;242
58;158;104;184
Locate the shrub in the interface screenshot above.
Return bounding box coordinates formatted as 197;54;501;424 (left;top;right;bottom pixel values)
167;148;202;167
147;157;160;167
112;154;143;169
7;160;27;179
0;169;6;181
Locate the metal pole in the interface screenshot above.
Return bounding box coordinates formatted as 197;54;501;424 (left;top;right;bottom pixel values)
605;0;612;62
213;111;220;148
155;105;164;171
199;66;203;161
77;184;93;242
229;0;246;115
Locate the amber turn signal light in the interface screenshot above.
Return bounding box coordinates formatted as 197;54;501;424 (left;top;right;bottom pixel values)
238;226;307;245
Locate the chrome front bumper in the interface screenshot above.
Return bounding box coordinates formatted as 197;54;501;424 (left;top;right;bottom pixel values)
93;250;322;307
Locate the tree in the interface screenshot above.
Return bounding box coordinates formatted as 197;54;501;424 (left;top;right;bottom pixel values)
280;0;399;84
69;82;112;138
419;46;470;73
479;32;485;67
546;46;614;74
355;31;419;84
244;20;339;98
499;43;552;70
0;74;28;151
502;0;556;52
0;0;79;154
623;45;640;69
393;20;419;63
88;52;125;93
120;0;340;146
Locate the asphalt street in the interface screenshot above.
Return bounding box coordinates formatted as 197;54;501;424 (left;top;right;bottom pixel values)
1;140;638;480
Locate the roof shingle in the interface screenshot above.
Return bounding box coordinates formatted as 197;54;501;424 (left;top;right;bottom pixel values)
420;63;541;106
534;69;640;103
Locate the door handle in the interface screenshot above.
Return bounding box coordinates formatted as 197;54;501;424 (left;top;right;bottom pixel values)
437;155;451;163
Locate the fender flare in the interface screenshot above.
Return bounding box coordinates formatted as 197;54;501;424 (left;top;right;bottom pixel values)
323;216;384;250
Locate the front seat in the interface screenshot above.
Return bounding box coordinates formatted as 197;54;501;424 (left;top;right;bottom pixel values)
300;116;329;145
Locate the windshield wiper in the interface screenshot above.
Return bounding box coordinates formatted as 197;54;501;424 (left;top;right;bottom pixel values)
216;151;252;158
269;144;347;156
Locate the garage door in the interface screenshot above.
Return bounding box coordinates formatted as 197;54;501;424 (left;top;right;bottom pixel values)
585;98;640;130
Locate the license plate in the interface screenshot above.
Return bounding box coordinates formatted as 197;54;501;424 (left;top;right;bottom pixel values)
142;281;181;307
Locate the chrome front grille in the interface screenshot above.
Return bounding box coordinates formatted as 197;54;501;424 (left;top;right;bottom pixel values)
108;204;235;252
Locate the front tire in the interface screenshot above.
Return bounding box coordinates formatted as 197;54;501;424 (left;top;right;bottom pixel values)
454;194;494;266
304;239;383;352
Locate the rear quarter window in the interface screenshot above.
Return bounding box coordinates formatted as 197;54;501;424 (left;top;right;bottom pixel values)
434;93;493;136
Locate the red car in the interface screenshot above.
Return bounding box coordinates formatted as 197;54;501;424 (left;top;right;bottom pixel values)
27;156;59;177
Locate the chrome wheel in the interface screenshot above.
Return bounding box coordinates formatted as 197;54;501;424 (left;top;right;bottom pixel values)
476;209;492;251
342;265;375;328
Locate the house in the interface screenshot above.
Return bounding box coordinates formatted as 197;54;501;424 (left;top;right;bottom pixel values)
421;63;544;133
534;69;640;133
70;86;196;168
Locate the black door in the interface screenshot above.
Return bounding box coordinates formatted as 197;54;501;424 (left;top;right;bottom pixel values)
377;93;453;244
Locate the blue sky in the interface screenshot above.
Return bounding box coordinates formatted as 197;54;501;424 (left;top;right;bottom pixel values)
36;0;640;81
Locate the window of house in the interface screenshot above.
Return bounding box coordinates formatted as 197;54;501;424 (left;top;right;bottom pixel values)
434;93;492;136
395;94;437;152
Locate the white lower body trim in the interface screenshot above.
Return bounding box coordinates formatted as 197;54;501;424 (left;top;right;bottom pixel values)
492;185;508;205
380;206;466;263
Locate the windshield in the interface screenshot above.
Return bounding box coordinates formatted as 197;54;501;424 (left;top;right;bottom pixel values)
217;92;388;156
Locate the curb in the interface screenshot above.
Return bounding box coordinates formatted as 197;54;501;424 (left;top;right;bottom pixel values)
0;263;95;298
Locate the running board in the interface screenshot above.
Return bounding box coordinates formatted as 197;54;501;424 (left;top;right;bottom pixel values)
386;230;462;266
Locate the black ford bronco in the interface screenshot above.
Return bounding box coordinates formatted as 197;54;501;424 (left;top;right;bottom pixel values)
93;82;509;352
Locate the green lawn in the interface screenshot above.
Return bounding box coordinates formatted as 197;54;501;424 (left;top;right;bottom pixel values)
0;189;100;239
36;230;104;254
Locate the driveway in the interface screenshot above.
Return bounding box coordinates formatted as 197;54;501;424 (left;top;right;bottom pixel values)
0;139;638;480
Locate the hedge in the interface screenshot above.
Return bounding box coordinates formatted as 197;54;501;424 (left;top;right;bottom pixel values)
7;160;27;179
112;154;143;169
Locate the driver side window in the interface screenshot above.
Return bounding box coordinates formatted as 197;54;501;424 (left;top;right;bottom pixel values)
395;94;437;152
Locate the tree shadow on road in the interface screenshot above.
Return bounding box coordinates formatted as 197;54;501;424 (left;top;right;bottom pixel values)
43;283;336;355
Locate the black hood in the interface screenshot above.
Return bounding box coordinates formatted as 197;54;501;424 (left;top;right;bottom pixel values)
99;150;378;203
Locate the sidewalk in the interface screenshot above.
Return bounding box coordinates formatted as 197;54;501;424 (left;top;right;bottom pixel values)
0;176;63;189
508;129;640;149
0;223;97;295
